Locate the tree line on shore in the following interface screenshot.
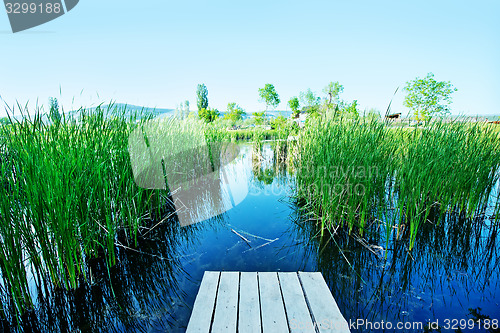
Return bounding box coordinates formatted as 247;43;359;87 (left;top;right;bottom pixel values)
0;73;457;128
190;73;457;125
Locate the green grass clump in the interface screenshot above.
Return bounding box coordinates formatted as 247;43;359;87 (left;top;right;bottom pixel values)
0;103;250;318
393;121;500;248
0;105;166;316
296;117;500;249
296;117;396;236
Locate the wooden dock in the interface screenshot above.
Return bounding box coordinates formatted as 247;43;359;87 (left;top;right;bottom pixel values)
186;271;350;333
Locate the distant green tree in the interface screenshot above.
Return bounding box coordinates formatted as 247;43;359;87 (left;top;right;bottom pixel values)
198;107;219;123
176;100;190;119
184;100;189;118
344;100;359;119
196;84;209;111
49;97;61;124
299;89;321;114
253;111;266;125
271;115;287;129
224;103;246;122
258;84;280;115
323;81;344;110
288;97;300;118
404;72;457;121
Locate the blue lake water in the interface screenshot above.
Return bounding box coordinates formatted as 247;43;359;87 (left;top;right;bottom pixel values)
6;143;499;332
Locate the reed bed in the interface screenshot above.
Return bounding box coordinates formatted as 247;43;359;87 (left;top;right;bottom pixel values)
0;103;289;319
0;105;168;318
295;117;500;249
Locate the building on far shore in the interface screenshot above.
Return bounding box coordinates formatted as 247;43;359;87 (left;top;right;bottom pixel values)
385;112;402;121
292;111;308;128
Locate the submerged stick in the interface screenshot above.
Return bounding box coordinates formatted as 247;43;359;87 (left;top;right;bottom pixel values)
141;211;177;237
115;241;172;261
243;238;279;253
227;225;275;242
231;228;252;247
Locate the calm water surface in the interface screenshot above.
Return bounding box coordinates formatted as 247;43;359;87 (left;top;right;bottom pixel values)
6;143;499;332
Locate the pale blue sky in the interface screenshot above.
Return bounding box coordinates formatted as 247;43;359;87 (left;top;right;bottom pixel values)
0;0;499;117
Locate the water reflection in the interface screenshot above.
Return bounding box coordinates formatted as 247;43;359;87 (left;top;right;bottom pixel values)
3;143;499;332
288;201;500;332
251;141;290;188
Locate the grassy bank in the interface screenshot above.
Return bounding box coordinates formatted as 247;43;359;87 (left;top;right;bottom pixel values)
295;117;500;250
205;124;295;143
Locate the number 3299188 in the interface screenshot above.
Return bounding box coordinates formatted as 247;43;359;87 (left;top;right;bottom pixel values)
5;2;62;14
442;318;498;330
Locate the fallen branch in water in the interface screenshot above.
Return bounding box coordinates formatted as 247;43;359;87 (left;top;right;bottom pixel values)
227;225;275;242
141;211;177;237
231;228;252;247
353;234;384;258
115;240;171;261
243;238;279;253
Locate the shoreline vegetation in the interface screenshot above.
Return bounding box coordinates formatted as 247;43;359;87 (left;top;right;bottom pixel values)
295;117;500;250
0;102;499;323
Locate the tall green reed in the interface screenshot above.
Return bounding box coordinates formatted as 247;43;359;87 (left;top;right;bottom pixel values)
393;121;500;248
296;117;396;236
0;104;166;316
295;117;500;250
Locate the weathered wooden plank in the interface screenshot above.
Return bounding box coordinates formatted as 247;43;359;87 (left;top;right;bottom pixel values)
238;272;262;333
279;272;316;333
186;271;220;333
298;272;350;333
211;271;240;332
258;272;289;333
